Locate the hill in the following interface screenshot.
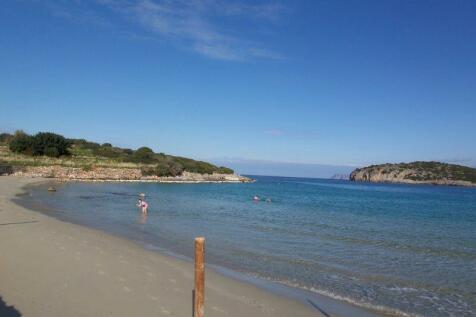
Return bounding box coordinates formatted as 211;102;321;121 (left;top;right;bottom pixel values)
350;161;476;186
0;131;250;182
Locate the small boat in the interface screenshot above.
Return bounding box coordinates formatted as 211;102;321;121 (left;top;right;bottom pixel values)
47;187;57;192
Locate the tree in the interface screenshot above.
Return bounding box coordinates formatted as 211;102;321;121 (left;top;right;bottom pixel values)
217;166;234;174
155;160;183;177
9;131;33;154
0;133;13;144
31;132;70;157
133;147;155;163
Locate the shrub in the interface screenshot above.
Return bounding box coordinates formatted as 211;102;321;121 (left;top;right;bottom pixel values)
9;131;34;154
93;145;121;158
31;132;70;157
44;147;59;157
132;147;155;163
155;160;184;177
140;166;156;176
216;166;234;174
82;164;93;172
69;139;101;151
0;133;13;144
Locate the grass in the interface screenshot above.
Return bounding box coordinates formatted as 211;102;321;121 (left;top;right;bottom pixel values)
0;145;149;169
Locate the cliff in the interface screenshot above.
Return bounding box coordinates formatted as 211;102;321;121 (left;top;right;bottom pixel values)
350;161;476;187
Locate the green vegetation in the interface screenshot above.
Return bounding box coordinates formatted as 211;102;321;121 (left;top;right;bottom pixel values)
131;147;155;163
8;131;33;154
0;133;13;144
0;130;234;177
8;131;70;157
400;161;476;183
354;161;476;184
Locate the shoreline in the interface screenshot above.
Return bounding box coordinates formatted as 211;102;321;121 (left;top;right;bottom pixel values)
27;177;253;184
1;176;385;317
0;176;322;317
4;164;255;183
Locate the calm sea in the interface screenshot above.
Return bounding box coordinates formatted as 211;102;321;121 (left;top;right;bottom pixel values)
20;176;476;317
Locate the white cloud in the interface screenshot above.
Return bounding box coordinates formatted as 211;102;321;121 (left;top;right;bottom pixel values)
37;0;285;61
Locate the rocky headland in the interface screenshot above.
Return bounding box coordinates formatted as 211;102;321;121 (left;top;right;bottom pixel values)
350;161;476;187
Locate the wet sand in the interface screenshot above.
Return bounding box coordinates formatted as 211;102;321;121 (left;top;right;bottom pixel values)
0;176;325;317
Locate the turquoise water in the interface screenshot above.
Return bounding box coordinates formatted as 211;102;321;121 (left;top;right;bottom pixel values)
22;176;476;316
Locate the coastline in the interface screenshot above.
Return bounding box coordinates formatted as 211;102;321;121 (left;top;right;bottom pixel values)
4;164;254;183
0;176;325;317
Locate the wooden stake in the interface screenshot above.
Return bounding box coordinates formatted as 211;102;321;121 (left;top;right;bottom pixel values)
194;237;205;317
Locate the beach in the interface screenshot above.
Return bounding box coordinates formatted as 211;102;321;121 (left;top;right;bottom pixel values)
2;176;475;317
0;176;321;317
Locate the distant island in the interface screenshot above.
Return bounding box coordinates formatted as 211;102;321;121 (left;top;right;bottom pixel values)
0;131;251;183
350;161;476;187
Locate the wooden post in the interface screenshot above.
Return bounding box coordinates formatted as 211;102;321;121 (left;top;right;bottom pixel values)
194;237;205;317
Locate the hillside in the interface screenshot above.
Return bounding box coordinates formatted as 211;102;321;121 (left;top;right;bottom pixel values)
350;161;476;187
0;131;251;182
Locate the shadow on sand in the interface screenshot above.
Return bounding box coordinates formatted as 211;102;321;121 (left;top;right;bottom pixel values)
0;296;21;317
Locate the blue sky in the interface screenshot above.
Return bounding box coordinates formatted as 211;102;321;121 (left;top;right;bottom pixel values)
1;0;475;177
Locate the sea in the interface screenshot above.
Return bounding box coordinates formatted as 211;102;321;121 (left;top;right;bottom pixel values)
17;176;476;317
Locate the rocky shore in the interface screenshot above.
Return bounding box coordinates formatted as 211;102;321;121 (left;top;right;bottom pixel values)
350;162;476;187
3;165;253;183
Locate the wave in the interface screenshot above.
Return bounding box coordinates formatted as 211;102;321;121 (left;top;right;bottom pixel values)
244;273;426;317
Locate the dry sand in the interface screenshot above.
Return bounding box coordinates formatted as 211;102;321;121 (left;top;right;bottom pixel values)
0;176;324;317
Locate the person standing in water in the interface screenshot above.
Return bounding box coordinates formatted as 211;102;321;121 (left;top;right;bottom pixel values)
137;198;148;214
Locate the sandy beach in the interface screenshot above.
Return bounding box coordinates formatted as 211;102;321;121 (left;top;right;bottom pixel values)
0;176;323;317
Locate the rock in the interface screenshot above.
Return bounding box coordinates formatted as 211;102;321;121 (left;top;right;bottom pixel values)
350;161;476;187
11;165;254;183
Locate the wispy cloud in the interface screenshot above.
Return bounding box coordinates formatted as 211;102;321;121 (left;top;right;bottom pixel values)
37;0;285;61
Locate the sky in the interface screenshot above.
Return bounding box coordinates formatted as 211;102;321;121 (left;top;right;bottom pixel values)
1;0;475;177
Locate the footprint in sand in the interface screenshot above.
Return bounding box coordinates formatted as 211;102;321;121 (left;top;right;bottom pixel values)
146;294;158;301
116;276;126;282
212;306;228;314
122;286;132;292
160;307;171;315
173;287;184;294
